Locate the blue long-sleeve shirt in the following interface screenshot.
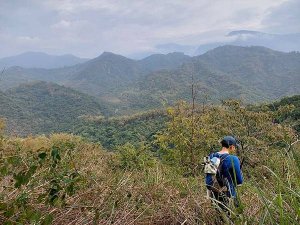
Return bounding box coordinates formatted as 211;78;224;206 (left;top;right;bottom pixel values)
205;152;243;197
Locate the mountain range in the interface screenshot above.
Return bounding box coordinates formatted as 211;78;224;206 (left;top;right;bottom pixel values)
0;52;89;69
2;30;299;68
0;52;191;96
195;31;300;55
2;45;300;107
0;45;300;135
155;30;300;56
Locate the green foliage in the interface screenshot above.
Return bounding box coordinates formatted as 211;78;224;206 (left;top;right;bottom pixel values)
0;134;83;223
74;110;167;150
156;100;297;177
0;81;103;135
13;165;37;188
272;95;300;133
115;143;155;170
0;95;300;224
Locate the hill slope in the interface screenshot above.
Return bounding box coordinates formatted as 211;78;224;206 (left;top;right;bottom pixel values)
0;82;103;135
124;46;300;110
198;46;300;98
272;95;300;133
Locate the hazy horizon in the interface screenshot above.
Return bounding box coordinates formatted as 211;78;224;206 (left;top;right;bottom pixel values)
0;0;299;58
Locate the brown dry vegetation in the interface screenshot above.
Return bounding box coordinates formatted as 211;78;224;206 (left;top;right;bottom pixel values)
0;134;216;224
0;101;300;224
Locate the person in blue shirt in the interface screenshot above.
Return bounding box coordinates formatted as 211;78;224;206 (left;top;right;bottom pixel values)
206;136;243;210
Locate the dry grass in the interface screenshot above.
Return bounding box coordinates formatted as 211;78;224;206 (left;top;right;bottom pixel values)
1;134;300;224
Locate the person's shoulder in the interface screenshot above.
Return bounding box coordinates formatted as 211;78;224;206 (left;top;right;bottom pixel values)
228;154;240;162
209;152;219;158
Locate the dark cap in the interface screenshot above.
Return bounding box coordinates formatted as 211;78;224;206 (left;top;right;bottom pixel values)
221;136;237;147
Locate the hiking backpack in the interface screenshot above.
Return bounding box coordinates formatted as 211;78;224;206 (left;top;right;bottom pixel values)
204;154;229;193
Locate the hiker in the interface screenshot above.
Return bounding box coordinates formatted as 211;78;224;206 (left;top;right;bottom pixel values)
204;136;243;211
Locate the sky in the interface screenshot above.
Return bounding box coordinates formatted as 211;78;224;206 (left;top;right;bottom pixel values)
0;0;299;58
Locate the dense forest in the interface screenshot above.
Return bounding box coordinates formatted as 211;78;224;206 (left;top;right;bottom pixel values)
0;81;104;135
74;110;167;150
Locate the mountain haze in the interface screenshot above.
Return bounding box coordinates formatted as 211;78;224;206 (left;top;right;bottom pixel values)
0;52;89;69
121;46;300;110
0;51;191;95
195;30;300;54
157;30;300;55
1;46;299;114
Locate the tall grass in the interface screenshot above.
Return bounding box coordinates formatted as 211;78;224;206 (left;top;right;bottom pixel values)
0;134;299;224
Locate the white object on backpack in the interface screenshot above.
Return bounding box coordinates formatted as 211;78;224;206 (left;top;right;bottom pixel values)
204;156;220;174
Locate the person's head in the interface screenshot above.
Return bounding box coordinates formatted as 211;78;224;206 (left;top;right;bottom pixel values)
221;136;237;153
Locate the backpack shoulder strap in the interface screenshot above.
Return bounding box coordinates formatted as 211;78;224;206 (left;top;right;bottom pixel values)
218;154;230;171
220;153;230;161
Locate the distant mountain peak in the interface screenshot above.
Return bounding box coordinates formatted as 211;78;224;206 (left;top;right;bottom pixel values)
101;51;116;56
227;30;267;36
204;45;276;55
96;51;131;60
8;51;83;59
166;52;186;56
20;51;47;56
141;52;189;60
0;52;89;69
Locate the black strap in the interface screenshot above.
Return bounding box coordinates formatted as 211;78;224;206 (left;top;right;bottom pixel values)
218;154;229;172
216;154;230;188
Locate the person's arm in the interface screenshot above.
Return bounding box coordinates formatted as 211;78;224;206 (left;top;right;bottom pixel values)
233;156;243;185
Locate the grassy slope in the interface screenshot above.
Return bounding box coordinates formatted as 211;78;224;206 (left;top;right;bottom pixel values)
0;108;299;224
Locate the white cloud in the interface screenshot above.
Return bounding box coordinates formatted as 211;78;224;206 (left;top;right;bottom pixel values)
262;0;300;33
16;36;40;43
51;20;71;29
0;0;297;58
42;0;119;15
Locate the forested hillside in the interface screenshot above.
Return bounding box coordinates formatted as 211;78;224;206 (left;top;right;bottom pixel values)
131;46;300;109
1;81;299;140
198;46;300;99
0;81;103;135
272;95;300;133
1;46;299;114
73;95;300;152
1;98;299;224
74;110;167;150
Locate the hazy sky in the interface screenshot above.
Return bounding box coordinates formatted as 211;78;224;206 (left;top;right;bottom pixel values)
0;0;299;58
